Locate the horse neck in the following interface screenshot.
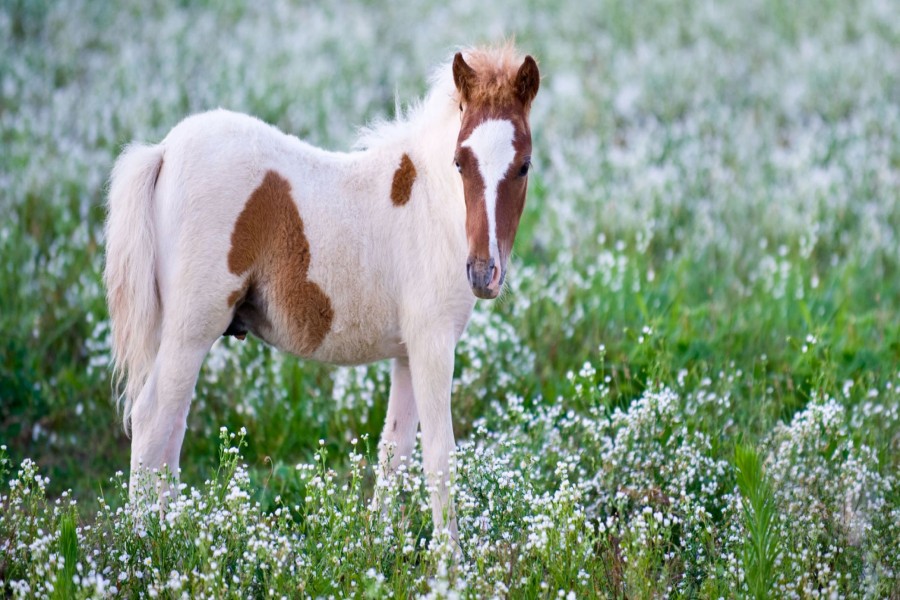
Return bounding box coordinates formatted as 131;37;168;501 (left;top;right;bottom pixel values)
345;92;473;319
407;96;465;210
358;92;465;224
416;98;461;162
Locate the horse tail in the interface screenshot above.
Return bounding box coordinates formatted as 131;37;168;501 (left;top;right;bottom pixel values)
104;142;165;433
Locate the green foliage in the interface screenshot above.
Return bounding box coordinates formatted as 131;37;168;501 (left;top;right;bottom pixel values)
2;0;900;596
734;443;779;599
53;512;78;600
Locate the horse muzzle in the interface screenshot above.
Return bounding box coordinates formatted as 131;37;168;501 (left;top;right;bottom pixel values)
467;256;503;299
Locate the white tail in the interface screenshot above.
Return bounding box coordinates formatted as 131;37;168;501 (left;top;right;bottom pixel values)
104;142;165;431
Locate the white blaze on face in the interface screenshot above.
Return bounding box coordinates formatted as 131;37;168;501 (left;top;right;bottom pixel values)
461;119;516;262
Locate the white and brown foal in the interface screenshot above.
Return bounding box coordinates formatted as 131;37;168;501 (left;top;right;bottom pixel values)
104;45;539;539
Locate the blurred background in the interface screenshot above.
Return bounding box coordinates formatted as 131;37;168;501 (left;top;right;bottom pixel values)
2;0;898;509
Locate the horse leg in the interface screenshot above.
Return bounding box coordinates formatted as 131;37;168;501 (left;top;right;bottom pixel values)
129;336;210;507
128;267;233;508
406;331;458;542
378;357;419;473
374;357;419;509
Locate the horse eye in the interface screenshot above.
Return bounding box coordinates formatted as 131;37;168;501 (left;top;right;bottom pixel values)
455;160;462;173
519;160;531;177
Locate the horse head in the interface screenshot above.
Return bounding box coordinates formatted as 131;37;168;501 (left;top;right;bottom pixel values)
452;49;540;299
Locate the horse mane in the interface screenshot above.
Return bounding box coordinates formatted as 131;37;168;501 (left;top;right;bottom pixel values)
459;41;526;107
354;42;526;151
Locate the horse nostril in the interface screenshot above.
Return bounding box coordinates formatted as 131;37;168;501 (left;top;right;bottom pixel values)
489;264;501;289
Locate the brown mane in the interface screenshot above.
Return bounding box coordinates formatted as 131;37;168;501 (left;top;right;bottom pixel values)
458;42;531;107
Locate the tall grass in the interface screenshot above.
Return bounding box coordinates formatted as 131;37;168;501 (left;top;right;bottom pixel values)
2;0;899;596
734;443;779;599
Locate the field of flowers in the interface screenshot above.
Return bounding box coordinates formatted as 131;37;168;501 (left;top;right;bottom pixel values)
2;0;899;597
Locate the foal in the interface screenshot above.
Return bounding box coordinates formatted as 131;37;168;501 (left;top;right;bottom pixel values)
105;45;540;539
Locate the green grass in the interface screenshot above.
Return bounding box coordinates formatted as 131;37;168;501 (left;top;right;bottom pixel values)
734;443;780;599
2;0;900;597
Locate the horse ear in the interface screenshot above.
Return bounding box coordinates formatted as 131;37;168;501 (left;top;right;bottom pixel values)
453;52;476;103
515;55;540;106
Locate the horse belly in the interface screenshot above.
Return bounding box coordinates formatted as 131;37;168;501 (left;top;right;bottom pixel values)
244;275;403;366
231;215;403;365
312;305;405;365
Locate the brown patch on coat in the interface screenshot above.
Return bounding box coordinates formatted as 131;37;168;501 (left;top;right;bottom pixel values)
390;153;417;206
455;145;489;259
494;170;527;262
493;118;532;262
228;171;333;354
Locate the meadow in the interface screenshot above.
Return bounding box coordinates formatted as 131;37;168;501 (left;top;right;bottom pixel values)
1;0;899;597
